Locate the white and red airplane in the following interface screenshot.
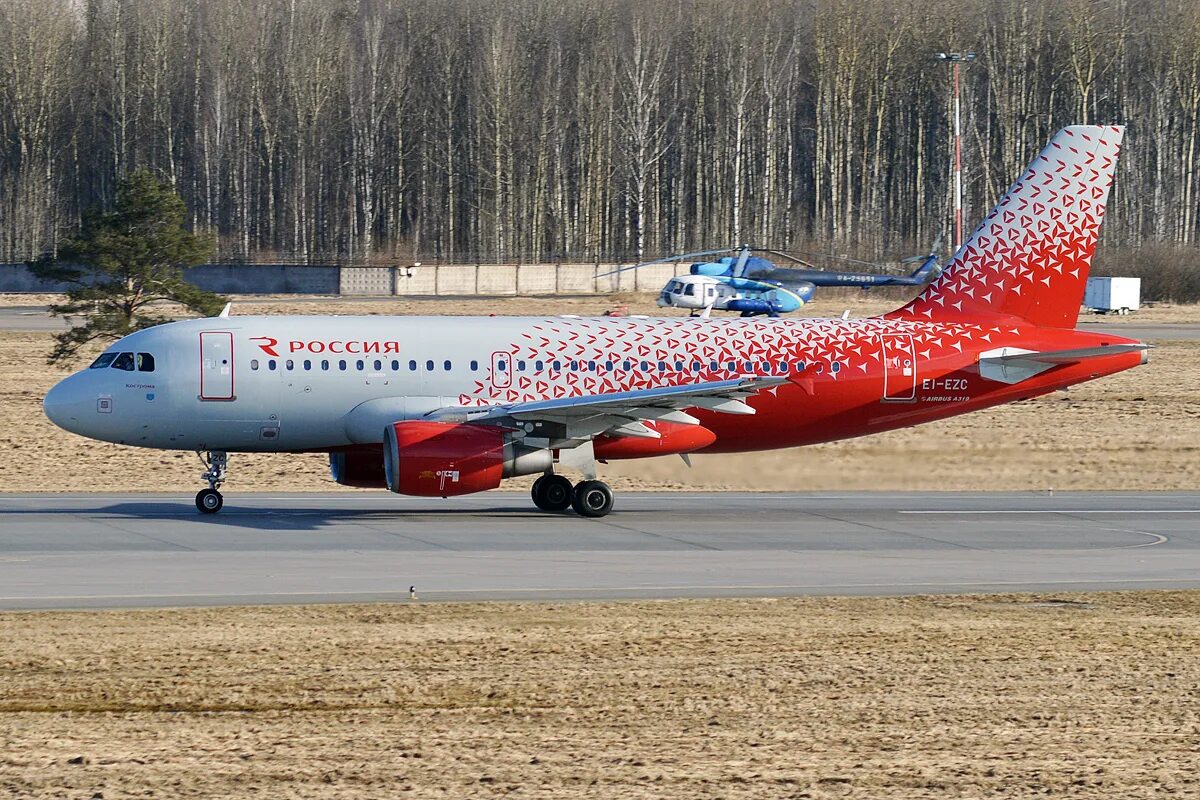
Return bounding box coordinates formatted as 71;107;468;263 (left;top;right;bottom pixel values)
44;126;1146;517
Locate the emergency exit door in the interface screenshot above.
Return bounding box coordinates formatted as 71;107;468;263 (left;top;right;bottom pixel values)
200;331;235;400
491;350;512;389
880;333;917;402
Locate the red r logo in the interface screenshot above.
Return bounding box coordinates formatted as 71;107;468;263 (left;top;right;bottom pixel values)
251;336;279;357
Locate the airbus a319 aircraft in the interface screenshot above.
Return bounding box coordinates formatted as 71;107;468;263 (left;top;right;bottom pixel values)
45;126;1147;518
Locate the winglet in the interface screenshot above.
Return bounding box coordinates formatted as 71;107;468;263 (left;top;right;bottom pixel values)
218;302;232;318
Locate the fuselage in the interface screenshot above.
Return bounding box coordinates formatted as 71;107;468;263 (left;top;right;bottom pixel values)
43;313;1146;455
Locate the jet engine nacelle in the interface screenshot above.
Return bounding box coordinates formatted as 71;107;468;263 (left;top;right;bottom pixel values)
382;421;551;497
329;450;388;488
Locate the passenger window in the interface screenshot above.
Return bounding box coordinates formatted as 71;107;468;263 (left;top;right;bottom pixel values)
588;360;596;371
832;362;841;373
658;361;667;371
623;360;632;371
470;360;479;371
391;360;399;371
710;361;718;371
444;360;452;371
498;360;507;372
795;361;806;371
374;359;383;371
683;284;696;296
285;359;294;370
339;360;347;371
426;360;434;371
112;352;135;371
692;362;701;372
536;360;544;371
409;360;417;371
89;353;117;369
675;361;683;371
778;361;788;372
268;359;277;370
569;361;578;370
356;360;365;370
727;361;736;370
744;361;754;372
136;353;155;372
641;361;650;371
322;360;330;370
516;360;525;371
303;359;312;370
605;361;613;371
251;359;260;371
552;360;561;371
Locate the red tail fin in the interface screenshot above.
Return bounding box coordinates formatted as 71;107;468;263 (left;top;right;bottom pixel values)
890;125;1123;328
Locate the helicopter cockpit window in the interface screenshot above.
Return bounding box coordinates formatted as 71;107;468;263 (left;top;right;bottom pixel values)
683;283;696;296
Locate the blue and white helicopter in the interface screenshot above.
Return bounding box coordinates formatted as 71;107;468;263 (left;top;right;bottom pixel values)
606;244;943;317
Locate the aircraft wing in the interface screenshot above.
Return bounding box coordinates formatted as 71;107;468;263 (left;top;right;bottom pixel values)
427;376;787;441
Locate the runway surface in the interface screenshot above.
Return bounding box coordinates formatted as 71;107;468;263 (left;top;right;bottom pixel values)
2;491;1199;609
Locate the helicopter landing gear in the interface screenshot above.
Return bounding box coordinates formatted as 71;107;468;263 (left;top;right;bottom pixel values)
196;450;228;514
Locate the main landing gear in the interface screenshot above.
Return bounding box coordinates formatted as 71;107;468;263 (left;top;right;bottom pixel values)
531;474;615;518
196;450;228;514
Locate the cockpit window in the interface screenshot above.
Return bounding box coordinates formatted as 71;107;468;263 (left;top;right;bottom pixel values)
136;353;155;372
89;353;117;369
111;352;136;371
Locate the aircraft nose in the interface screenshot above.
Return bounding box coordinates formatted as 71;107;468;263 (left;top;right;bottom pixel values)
43;373;91;434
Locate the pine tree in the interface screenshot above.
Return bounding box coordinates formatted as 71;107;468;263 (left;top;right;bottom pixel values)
28;169;226;364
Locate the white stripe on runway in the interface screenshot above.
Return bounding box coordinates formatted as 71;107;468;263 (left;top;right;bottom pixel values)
901;510;1200;515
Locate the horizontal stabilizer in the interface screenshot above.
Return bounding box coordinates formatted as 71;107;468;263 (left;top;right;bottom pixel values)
978;344;1149;384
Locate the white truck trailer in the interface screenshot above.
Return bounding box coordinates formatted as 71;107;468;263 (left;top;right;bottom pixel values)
1084;276;1141;314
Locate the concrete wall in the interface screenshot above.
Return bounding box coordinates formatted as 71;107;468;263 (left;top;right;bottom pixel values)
184;264;340;294
0;261;687;296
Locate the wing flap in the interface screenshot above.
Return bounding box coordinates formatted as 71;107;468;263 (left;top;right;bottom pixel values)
427;376;787;440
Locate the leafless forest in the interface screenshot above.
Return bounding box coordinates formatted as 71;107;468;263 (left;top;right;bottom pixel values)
2;0;1199;268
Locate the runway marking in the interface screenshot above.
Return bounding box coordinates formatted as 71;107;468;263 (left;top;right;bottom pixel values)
901;510;1200;515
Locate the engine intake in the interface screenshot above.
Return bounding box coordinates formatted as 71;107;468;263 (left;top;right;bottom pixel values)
383;421;551;497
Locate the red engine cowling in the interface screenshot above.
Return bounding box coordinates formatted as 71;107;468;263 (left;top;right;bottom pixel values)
592;422;716;460
383;421;550;497
329;450;387;488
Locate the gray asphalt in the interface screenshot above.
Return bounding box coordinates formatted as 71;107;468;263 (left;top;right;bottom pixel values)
2;492;1199;610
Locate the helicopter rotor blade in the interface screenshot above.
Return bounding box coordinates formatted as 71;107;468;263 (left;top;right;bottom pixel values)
793;250;896;271
751;248;822;270
731;245;752;278
597;248;737;277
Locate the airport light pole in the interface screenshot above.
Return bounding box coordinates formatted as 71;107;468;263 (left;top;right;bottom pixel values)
934;52;976;253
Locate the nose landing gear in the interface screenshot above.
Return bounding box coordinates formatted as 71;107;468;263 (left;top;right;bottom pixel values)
530;473;614;517
196;451;228;514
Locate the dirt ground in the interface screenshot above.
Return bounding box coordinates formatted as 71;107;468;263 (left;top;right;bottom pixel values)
2;292;1198;493
1;592;1197;798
